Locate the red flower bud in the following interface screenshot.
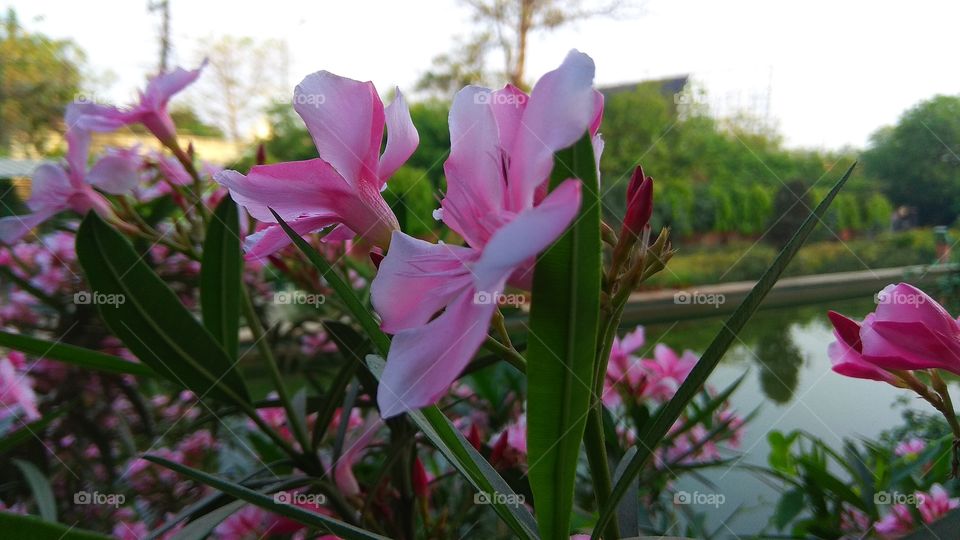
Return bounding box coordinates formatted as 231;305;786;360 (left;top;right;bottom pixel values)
622;165;653;236
369;251;384;269
467;423;483;451
412;457;430;499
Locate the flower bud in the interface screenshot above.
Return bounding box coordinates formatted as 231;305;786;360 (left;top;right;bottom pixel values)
622;165;653;237
256;143;267;166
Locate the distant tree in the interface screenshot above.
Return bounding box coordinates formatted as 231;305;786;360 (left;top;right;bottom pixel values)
864;95;960;226
766;180;813;249
191;35;290;141
416;34;490;98
864;192;893;233
0;9;84;155
406;100;452;188
420;0;635;92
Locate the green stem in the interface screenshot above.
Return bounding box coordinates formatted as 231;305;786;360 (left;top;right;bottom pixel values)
482;336;527;373
241;285;312;454
584;405;620;540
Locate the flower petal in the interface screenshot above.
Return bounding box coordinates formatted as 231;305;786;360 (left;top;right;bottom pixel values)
507;49;596;210
471;179;582;292
371;231;477;333
0;209;59;244
27;164;74;212
216;159;351;222
377;89;419;183
242;216;340;261
442;86;508;247
87;149;141;194
140;62;206;111
294;71;384;186
377;289;495;418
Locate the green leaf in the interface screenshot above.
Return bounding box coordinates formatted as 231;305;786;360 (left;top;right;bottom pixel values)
0;411;62;454
75;212;249;404
200;194;241;359
526;132;602;540
773;489;805;530
12;459;56;522
0;331;153;377
144;455;389;540
270;210;390;354
593;163;856;538
0;512;109;539
366;355;539;539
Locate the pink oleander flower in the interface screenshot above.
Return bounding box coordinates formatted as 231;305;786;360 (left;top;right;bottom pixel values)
895;437;926;458
639;344;697;402
876;484;959;538
0;112;140;243
826;311;900;384
217;71;417;259
828;283;960;381
69;63;205;145
0;357;40;422
491;413;528;468
371;50;602;418
602;326;647;406
329;412;382;497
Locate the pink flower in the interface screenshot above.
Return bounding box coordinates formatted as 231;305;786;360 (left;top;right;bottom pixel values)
640;344;697;402
70;63;205;145
919;483;959;524
217;71;417;259
371;50;601;418
0;358;39;422
826;311;899;384
894;437;926;457
491;414;528;468
329;412;382;497
859;283;960;374
603;326;646;406
0;114;140;243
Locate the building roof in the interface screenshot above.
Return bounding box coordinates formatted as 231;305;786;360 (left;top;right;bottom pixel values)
598;75;689;98
0;158;52;179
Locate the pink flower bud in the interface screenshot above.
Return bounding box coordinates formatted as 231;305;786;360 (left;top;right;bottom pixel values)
623;165;653;237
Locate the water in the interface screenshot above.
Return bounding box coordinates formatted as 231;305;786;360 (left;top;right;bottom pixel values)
639;296;928;537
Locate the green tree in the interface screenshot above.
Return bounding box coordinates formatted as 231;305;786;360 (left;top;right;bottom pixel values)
864;95;960;225
0;9;84;155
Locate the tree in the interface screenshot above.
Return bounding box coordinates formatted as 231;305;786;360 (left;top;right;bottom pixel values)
0;9;84;156
766;180;813;249
864;95;960;226
191;35;290;141
420;0;635;92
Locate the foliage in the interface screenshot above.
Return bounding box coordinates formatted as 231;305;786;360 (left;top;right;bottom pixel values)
863;95;960;226
0;9;84;155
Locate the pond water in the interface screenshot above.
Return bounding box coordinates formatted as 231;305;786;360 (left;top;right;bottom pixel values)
639;295;928;537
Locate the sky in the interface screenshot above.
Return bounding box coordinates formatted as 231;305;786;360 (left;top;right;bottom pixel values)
8;0;960;150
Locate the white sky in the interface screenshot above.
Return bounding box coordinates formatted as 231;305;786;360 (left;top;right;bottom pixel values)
9;0;960;150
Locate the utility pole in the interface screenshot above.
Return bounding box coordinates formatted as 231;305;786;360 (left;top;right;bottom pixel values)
148;0;171;75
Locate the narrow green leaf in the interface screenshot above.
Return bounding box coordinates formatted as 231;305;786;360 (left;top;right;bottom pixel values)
0;331;153;377
0;512;109;539
0;412;62;454
526;132;602;540
269;210;390;354
75;212;249;404
144;455;389;540
12;459;56;522
593;163;857;538
200;194;241;359
366;355;539;539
